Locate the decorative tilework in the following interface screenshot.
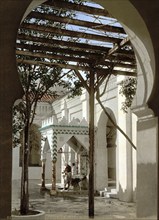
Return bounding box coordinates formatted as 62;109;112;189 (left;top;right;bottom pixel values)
51;131;57;162
49;126;89;161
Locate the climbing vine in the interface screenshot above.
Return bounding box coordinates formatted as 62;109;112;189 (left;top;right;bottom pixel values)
119;77;137;113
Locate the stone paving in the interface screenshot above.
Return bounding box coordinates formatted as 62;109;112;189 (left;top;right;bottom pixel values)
12;180;156;220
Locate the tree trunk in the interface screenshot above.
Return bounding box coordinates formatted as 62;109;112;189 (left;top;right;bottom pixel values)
20;122;30;215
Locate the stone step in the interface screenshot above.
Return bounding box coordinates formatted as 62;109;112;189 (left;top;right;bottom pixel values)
99;187;118;199
108;179;116;187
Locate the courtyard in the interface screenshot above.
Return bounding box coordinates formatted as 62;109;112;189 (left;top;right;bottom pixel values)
12;179;155;220
0;0;158;219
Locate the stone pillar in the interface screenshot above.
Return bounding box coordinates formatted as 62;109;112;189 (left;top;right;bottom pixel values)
117;112;134;201
61;99;68;119
95;112;108;191
0;13;24;220
117;77;133;202
56;151;62;183
132;113;137;202
0;1;32;218
81;90;89;121
0;109;13;218
51;160;57;193
134;106;157;217
41;159;46;190
50;131;57;194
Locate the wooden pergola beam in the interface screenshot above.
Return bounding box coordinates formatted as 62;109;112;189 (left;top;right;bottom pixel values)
28;11;125;34
108;37;131;55
20;23;122;44
111;54;136;63
116;49;134;57
17;33;110;53
16;58;137;77
16;49;91;64
42;0;111;17
16;58;93;72
16;42;103;59
16;42;135;63
16;49;136;70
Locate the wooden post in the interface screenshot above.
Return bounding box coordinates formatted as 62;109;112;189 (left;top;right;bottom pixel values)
88;69;95;218
41;159;46;190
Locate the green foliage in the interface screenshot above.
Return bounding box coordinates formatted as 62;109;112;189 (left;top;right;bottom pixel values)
119;77;137;113
29;124;41;151
12;102;25;148
68;80;83;98
13;65;60;145
12;64;84;148
18;124;41;166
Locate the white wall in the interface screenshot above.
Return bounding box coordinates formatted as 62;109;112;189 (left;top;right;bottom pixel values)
12;147;52;180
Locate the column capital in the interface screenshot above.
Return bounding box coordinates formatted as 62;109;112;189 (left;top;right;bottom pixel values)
132;104;154;120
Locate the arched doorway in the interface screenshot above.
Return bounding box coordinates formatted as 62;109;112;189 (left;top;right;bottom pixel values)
40;116;89;189
95;108;117;191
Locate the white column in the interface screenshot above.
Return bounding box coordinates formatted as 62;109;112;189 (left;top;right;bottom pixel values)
117;76;133;202
132;113;137;202
61;99;68;119
95;113;108;191
81;90;89;121
134;106;157;218
56;152;62;183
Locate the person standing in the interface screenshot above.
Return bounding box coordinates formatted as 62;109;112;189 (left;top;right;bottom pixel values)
63;163;72;190
72;162;76;179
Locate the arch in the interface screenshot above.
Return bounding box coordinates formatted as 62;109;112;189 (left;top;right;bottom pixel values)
94;0;155;107
23;0;155;108
63;136;89;177
12;0;157;217
95;107;117;191
41;137;50;160
40;119;89;160
22;0;47;21
19;0;156;199
67;135;89;152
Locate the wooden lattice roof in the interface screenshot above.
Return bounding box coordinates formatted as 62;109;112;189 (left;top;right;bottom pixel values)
15;2;137;214
16;0;137;78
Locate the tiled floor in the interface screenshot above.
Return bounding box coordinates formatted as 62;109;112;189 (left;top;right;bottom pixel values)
12;180;156;220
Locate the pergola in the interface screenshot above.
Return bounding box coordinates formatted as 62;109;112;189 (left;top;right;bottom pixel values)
16;0;137;217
